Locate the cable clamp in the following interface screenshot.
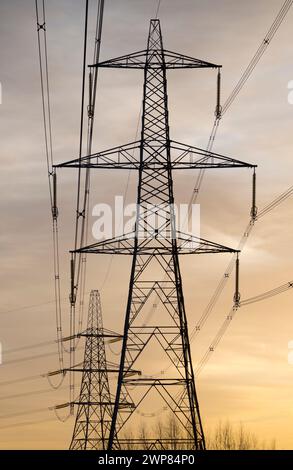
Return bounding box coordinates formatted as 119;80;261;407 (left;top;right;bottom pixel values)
37;22;46;32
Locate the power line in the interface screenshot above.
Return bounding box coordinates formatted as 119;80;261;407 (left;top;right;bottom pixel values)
2;8;292;395
5;340;57;355
0;371;67;390
2;351;62;366
187;0;293;204
222;0;293;115
67;0;90;413
240;280;293;306
28;0;293;328
35;0;53;204
16;177;289;364
67;0;106;412
1;346;82;367
3;0;291;436
257;184;293;219
0;417;58;431
196;279;293;375
35;0;65;370
0;299;60;316
189;220;254;343
155;0;162;18
0;173;293;338
189;178;293;346
133;269;293;415
76;0;105;324
3;178;286;376
70;1;105;343
2;176;291;356
138;176;289;380
4;3;290;424
0;407;50;421
186;0;293;349
141;1;293;357
0;374;44;388
196;307;237;376
0;386;67;402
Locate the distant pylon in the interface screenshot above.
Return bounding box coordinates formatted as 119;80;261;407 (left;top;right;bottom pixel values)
70;290;112;450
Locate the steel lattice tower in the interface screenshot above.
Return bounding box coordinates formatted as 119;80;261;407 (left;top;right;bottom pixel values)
70;290;113;450
57;19;255;450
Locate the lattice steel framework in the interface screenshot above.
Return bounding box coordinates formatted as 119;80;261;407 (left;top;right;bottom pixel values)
70;290;113;450
57;19;255;450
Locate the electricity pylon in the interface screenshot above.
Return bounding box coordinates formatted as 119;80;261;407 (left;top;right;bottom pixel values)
57;19;255;450
53;290;135;449
69;290;113;450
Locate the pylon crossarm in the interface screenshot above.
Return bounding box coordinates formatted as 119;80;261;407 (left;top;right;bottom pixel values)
91;49;148;69
61;330;121;341
54;139;255;170
65;368;120;373
176;232;239;254
170;141;256;169
78;332;122;339
54;141;140;169
74;232;239;255
163;50;220;69
123;378;195;386
90;50;219;70
55;399;133;409
73;233;135;255
64;367;140;375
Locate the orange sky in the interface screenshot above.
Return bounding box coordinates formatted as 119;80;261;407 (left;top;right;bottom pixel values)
0;0;293;449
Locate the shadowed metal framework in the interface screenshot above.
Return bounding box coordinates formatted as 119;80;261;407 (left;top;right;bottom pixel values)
57;19;255;450
69;290;114;450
